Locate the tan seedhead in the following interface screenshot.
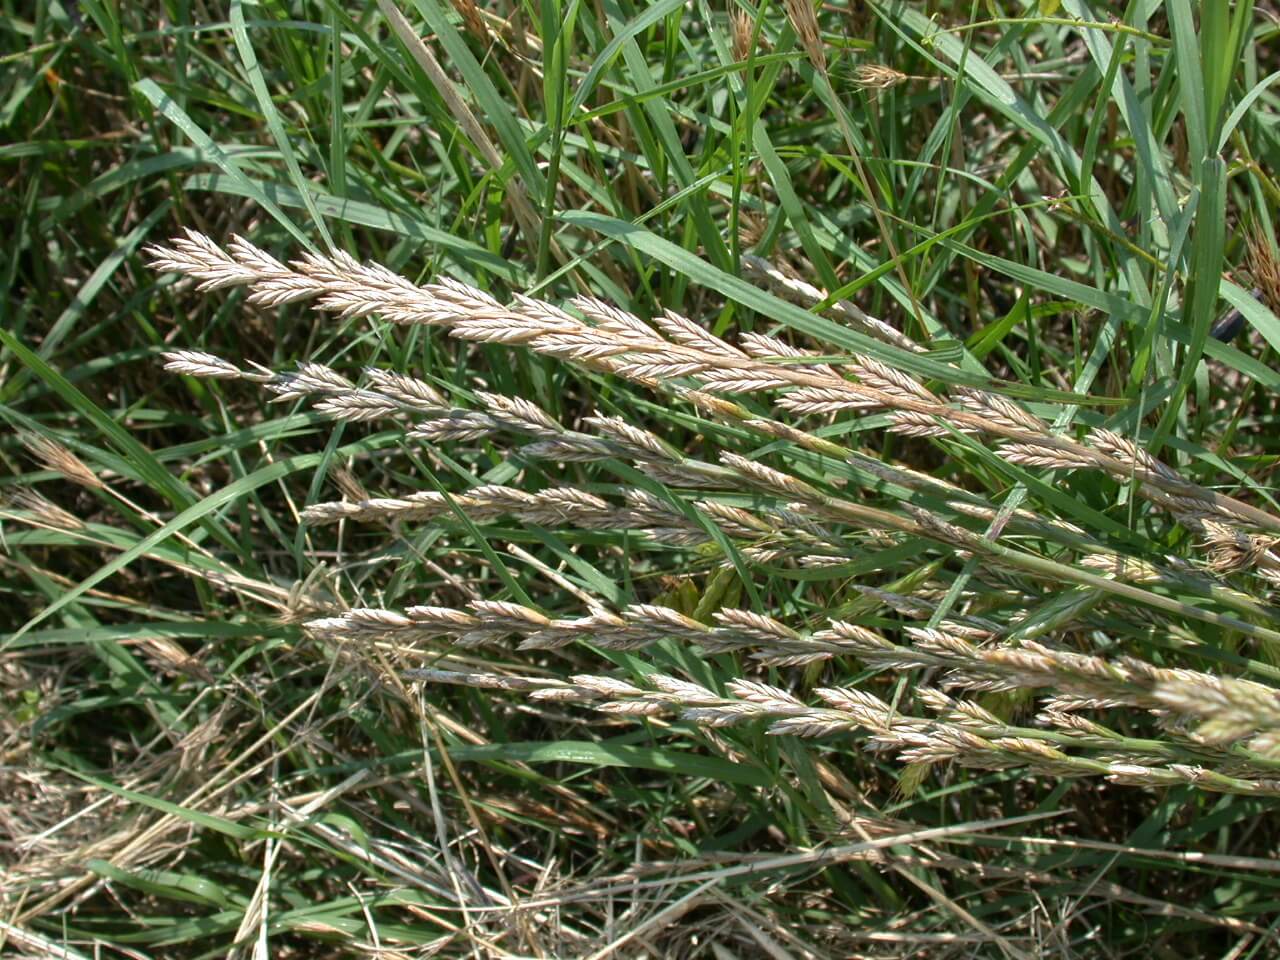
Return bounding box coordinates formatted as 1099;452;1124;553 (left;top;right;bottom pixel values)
332;466;370;505
19;432;104;490
851;63;907;92
736;209;766;248
143;230;1280;799
783;0;827;73
1246;222;1280;311
1079;552;1163;584
730;7;756;62
1199;520;1280;585
147;229;1280;548
1;487;84;531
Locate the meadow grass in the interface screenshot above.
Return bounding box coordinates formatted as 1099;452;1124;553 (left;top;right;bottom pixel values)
3;0;1280;956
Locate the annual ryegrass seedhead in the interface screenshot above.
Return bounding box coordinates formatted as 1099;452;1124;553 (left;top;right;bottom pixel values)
144;231;1280;799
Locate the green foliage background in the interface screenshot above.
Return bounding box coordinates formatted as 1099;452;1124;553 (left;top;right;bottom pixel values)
3;0;1280;956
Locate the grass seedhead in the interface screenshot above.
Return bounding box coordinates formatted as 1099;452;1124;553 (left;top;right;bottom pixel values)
1246;221;1280;311
10;6;1280;953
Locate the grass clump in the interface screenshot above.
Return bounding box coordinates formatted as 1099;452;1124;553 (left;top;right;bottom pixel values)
4;0;1280;956
146;227;1280;802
